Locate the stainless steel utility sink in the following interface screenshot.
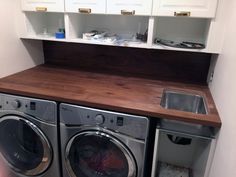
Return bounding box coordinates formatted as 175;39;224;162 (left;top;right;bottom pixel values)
160;90;208;115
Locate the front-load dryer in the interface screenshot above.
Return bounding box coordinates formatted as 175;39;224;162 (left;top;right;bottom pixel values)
60;103;149;177
0;93;60;177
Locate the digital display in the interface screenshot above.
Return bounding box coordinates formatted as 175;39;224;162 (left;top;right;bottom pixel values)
117;117;124;126
30;102;36;110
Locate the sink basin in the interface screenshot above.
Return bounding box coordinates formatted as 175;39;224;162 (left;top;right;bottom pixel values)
160;90;208;114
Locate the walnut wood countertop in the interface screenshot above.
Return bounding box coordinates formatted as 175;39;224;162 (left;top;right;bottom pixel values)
0;65;221;127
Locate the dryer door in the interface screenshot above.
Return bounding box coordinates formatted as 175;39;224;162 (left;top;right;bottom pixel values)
0;115;52;176
65;131;137;177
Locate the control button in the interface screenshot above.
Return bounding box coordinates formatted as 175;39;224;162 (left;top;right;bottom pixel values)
95;114;105;125
30;102;36;110
117;117;124;126
11;100;21;109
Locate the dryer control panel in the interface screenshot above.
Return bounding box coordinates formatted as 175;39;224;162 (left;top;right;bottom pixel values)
60;103;149;140
0;93;57;124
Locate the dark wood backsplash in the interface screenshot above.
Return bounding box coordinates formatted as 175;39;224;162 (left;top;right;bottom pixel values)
43;41;211;84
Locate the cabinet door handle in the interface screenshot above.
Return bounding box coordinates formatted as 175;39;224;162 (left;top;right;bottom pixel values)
35;7;47;12
174;11;191;17
121;10;135;15
79;8;92;14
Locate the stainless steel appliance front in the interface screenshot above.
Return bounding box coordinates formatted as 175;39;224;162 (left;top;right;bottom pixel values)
0;93;60;177
60;103;149;177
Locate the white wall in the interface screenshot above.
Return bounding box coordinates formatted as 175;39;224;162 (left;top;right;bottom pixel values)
0;0;44;78
209;0;236;177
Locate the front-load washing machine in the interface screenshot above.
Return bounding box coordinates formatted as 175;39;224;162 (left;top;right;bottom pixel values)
0;93;60;177
60;103;149;177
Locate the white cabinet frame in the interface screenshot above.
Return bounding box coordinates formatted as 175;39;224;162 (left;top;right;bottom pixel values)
151;128;217;177
107;0;153;16
21;0;64;12
65;0;106;14
152;0;218;18
18;0;225;53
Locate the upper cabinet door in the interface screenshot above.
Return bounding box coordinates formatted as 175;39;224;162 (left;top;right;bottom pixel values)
107;0;152;16
65;0;106;14
152;0;218;18
21;0;64;12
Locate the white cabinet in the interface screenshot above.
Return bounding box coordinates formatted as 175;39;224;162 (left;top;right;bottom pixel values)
150;17;211;52
152;0;218;18
67;14;149;47
19;13;221;53
21;0;64;12
20;12;66;41
18;0;222;53
151;120;217;177
107;0;152;16
65;0;106;14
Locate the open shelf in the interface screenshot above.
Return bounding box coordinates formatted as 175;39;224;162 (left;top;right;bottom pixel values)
152;127;216;177
67;14;149;48
18;11;221;53
151;17;211;52
23;12;65;40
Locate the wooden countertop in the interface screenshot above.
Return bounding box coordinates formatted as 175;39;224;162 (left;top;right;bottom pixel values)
0;65;221;127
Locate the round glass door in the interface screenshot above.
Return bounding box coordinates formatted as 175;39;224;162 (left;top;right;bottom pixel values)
0;116;52;176
66;131;137;177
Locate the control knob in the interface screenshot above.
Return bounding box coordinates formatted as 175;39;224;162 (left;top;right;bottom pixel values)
95;114;105;125
11;100;21;109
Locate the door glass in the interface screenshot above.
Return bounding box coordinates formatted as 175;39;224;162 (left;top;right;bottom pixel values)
68;134;130;177
0;119;44;171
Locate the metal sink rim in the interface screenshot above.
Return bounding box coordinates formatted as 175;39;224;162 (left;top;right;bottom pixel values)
160;90;208;115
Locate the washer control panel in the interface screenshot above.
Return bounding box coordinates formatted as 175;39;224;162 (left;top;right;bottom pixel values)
0;93;56;124
60;103;149;140
116;116;124;126
95;114;105;125
11;100;21;109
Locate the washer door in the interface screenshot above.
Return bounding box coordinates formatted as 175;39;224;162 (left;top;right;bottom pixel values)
0;115;52;176
65;131;137;177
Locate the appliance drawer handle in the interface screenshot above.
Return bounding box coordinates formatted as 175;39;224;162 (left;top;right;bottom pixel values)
78;8;92;14
35;7;47;12
174;11;191;17
121;10;135;15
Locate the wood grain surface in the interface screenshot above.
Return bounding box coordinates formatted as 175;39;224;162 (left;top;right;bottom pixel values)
43;42;211;84
0;65;221;127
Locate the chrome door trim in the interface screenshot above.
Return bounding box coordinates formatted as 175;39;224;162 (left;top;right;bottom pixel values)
65;130;137;177
0;115;53;176
62;125;146;143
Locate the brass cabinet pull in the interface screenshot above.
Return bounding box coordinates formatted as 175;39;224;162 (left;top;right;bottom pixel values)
174;11;191;17
35;7;47;12
79;8;92;14
121;10;135;15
